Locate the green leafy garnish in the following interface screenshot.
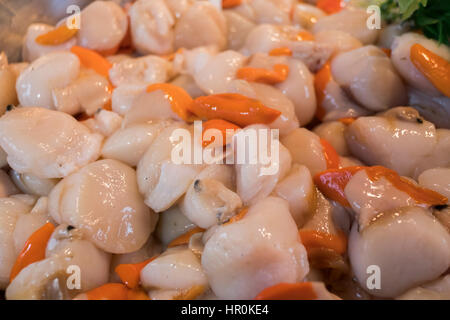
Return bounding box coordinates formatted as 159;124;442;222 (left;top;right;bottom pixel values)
377;0;450;45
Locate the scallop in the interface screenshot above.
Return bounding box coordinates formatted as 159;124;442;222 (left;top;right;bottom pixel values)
349;206;450;298
109;55;173;87
345;107;450;178
16;52;80;110
141;246;208;292
201;196;309;299
312;8;380;45
274;164;315;227
48;159;156;254
331;45;407;111
0;197;34;289
223;10;256;51
276;57;316;126
102;121;170;167
193;50;247;95
174;2;227;51
45;224;111;292
77;1;128;53
136;124;204;212
228;80;299;136
180;165;241;228
391;33;450;96
0;107;102;179
281;128;327;176
53;69;112;116
155;206;195;247
418;168;450;204
22;23;77;62
129;0;175;55
313;121;349;156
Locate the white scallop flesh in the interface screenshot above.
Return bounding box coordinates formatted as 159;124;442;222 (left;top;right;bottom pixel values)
13;197;50;255
314;30;363;57
102;121;170;167
344;169;422;229
77;1;128;52
45;224;111;292
377;23;410;50
0;170;19;198
223;11;256;51
228;80;299;136
242;24;332;72
5;256;67;300
109;55;173;87
397;275;450;300
137;124;205;212
110;236;161;282
122;90;181;127
193;50;247;95
250;0;294;25
111;84;147;116
418;168;450;204
313;121;349;156
235;125;292;205
345;107;449;178
291;3;326;30
141;246;208;291
81;109;122;138
274;164;315;228
170;75;205;98
408;87;450;129
48;159;155;254
349;206;450;298
0;197;33;289
302;191;339;235
201;196;309;299
391;33;450;96
0;53;18;115
174;2;227;51
165;0;194;19
155;206;195;247
22;23;77;62
0;107;102;179
312;8;380;45
331;45;407;111
0;147;7;168
16;52;80;110
180;165;242;228
129;0;175;55
53;69;111;116
281;128;327;176
276;57;316;126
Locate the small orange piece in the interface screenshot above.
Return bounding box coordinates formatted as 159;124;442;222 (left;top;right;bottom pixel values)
236;64;289;84
269;47;293;57
317;0;343;15
70;46;113;79
115;256;159;289
222;0;242;9
410;43;450;98
189;93;281;127
167;227;205;248
320;138;340;170
10;222;55;282
35;24;77;45
299;230;347;255
255;282;317;300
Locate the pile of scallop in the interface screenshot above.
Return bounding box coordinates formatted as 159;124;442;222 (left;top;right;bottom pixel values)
0;0;449;300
